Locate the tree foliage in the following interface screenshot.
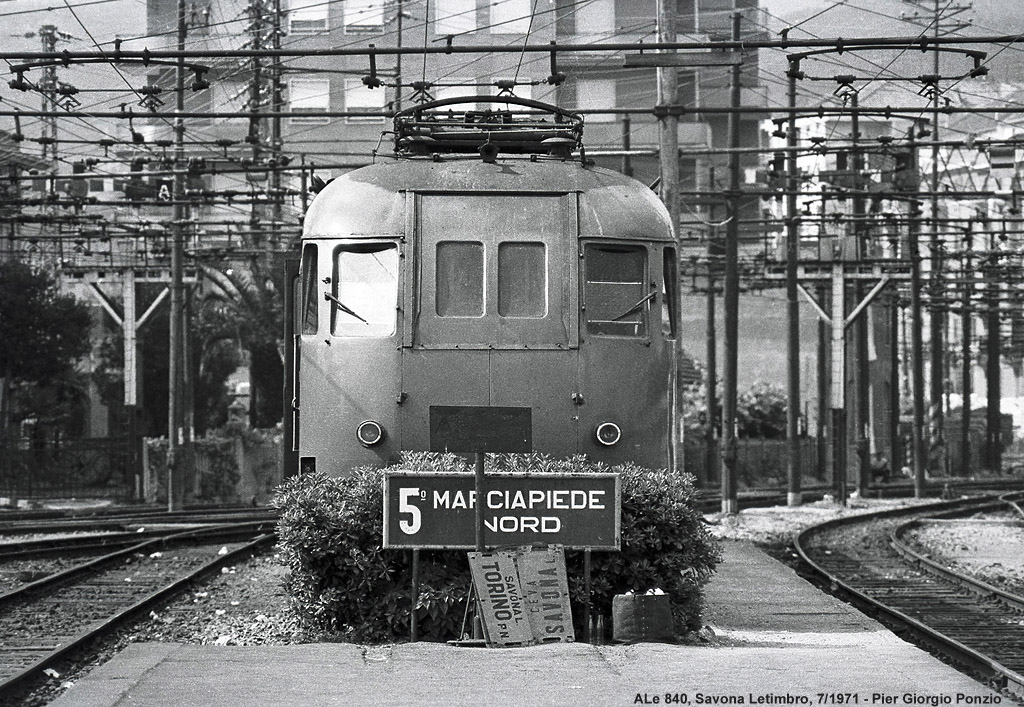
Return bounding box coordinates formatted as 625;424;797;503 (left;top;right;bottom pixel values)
198;258;284;429
736;381;789;439
0;262;93;435
681;363;789;439
0;261;92;386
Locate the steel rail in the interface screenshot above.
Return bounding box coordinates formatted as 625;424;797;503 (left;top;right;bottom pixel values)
0;520;273;608
0;529;204;560
1002;491;1024;520
0;524;276;700
0;507;276;534
889;495;1024;614
0;512;275;558
794;496;1024;697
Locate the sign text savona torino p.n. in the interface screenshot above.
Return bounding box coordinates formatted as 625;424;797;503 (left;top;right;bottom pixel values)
383;472;620;550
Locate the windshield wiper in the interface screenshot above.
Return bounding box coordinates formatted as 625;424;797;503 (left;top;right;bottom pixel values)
324;291;369;325
610;291;656;322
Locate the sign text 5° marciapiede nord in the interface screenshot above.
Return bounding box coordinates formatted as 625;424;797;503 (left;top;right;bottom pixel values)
383;472;620;550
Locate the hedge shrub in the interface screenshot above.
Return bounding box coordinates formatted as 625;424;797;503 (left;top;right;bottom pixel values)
273;453;721;642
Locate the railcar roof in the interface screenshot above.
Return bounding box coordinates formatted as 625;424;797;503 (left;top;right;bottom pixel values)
303;157;674;242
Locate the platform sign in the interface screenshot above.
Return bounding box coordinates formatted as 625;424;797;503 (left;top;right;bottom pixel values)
516;546;574;643
469;550;533;647
383;472;620;550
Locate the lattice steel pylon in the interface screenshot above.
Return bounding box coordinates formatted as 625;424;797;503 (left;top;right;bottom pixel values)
37;26;59;171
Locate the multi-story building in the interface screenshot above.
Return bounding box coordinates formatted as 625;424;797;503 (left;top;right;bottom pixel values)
135;0;766;245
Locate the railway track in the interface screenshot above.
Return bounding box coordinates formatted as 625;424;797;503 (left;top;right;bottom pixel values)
0;520;276;701
0;506;277;536
795;492;1024;698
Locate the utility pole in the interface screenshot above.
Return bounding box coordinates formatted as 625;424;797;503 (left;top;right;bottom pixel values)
395;0;404;112
960;223;972;476
908;125;927;498
706;203;718;490
851;92;871;496
889;290;901;475
248;0;265;250
720;9;742;514
785;68;801;506
656;0;680;474
985;228;1002;474
928;0;947;481
168;0;188;511
817;284;829;481
903;0;971;477
271;0;283;248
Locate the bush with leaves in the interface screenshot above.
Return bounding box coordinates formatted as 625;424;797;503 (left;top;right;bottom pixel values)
683;374;789;440
273;453;721;642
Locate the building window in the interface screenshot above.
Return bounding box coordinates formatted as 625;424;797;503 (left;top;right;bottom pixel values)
343;0;385;32
288;0;328;34
289;78;330;124
301;243;319;335
436;241;484;317
577;78;616;123
332;243;399;337
584;243;648;337
343;78;385;122
490;0;532;33
576;0;614;36
498;242;547;317
435;0;477;34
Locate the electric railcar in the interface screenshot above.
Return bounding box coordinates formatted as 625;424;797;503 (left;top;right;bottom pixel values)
289;96;679;475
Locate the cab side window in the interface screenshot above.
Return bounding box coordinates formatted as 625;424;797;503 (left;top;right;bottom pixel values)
584;244;647;337
332;242;399;337
662;246;678;339
300;243;318;335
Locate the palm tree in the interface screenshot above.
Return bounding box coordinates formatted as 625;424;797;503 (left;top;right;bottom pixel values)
198;255;285;429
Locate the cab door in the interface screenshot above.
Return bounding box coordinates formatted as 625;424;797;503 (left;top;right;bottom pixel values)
577;240;672;470
400;193;579;455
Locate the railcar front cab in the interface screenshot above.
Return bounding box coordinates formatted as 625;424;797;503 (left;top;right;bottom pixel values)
294;96;679;474
297;233;678;469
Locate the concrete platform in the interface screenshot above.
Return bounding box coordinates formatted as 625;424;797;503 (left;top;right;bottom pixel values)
50;542;1002;707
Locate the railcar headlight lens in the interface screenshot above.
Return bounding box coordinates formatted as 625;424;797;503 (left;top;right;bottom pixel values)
595;422;621;446
356;420;385;447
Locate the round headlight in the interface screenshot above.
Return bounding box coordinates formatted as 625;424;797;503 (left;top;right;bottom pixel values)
356;420;385;447
595;422;621;446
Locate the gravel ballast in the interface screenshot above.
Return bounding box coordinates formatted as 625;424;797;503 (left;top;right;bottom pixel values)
12;495;1024;706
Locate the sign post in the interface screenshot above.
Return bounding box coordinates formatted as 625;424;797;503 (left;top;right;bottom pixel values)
427;404;534;640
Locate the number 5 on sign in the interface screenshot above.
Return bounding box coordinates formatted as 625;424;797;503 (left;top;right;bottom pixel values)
399;488;421;535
